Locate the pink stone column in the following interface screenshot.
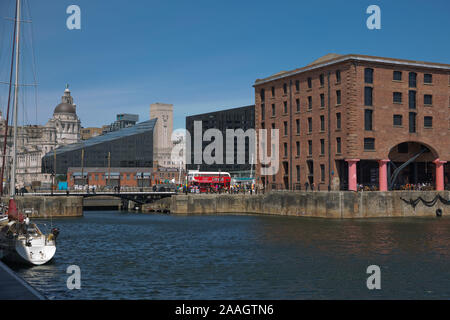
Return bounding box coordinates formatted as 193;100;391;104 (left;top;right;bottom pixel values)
433;159;447;191
378;159;390;191
346;159;360;191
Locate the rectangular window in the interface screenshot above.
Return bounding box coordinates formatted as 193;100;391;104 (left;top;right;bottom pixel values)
283;101;288;113
364;138;375;150
320;139;325;155
424;116;433;128
308;96;312;110
295;80;300;92
336;112;341;130
364;109;373;131
271;123;275;129
260;89;265;102
261;104;265;120
424;94;432;105
296;141;300;156
393;71;402;81
284;121;288;136
296;98;300;112
283;83;287;95
409;90;416;109
409;112;416;133
272;104;276;116
320;94;325;108
364;87;373;106
271;86;275;97
296;165;300;182
393;92;402;103
364;68;374;84
296;119;300;134
308;140;312;155
393;114;402;126
320;164;325;182
308;117;312;133
424;74;432;84
320;74;324;87
409;72;417;88
336;90;341;105
336;70;341;83
320;115;325;131
284;143;288;157
307;77;312;89
336;137;341;154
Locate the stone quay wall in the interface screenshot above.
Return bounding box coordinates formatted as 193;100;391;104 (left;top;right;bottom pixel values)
1;196;83;218
166;191;449;218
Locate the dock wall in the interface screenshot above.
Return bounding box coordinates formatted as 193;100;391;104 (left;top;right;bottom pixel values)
166;191;449;218
1;196;83;218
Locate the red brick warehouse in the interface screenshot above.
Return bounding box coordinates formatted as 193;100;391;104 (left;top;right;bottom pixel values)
254;54;450;191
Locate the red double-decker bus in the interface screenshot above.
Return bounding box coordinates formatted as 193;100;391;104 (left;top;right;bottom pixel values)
188;171;231;193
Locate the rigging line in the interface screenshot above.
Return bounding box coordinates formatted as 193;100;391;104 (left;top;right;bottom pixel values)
25;0;38;125
0;0;17;196
0;82;38;86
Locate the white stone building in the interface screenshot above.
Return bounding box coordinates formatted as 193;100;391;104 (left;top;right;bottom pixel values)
0;86;81;189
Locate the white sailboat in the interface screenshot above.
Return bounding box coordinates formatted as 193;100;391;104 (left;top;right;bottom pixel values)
0;0;58;266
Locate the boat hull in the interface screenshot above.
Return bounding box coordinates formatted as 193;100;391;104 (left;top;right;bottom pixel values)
0;237;56;266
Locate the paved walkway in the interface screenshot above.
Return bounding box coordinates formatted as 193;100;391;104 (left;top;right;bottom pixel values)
0;261;46;300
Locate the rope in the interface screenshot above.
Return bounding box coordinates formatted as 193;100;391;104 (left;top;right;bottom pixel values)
400;195;450;208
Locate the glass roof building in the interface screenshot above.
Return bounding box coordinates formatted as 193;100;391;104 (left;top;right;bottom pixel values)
42;119;157;174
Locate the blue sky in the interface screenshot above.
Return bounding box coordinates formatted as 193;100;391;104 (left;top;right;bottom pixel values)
0;0;449;129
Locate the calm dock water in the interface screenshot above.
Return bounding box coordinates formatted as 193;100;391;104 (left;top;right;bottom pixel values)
6;211;450;299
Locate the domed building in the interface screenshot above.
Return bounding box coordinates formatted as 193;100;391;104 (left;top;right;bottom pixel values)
46;85;81;145
0;85;82;190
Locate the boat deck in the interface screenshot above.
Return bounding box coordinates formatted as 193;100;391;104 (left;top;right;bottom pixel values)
0;260;46;300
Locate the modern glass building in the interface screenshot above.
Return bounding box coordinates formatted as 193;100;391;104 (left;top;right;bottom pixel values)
42;119;157;174
185;105;255;177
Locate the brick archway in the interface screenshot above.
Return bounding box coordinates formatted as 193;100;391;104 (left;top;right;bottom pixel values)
387;141;444;190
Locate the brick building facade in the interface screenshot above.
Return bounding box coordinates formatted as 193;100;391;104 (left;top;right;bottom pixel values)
254;54;450;191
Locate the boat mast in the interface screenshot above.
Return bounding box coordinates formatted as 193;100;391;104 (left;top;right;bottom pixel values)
10;0;21;198
0;1;18;196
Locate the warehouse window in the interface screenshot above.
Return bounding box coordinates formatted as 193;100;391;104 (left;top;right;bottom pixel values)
424;116;433;128
364;109;373;131
283;101;288;114
364;87;373;106
336;90;341;105
272;104;275;116
295;80;300;92
296;119;300;134
336;137;341;154
320;74;324;87
424;94;432;105
308;140;312;155
393;71;402;81
393;92;402;103
424;74;432;84
283;83;287;95
271;86;275;97
296;141;300;156
320;164;325;182
308;96;312;110
308;117;312;133
307;77;312;89
320;94;325;108
320;139;325;155
364;138;375;150
364;68;373;84
409;112;416;133
320;115;325;131
409;90;416;109
409;72;417;87
393;114;403;126
296;98;300;112
336;113;341;130
336;70;341;83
